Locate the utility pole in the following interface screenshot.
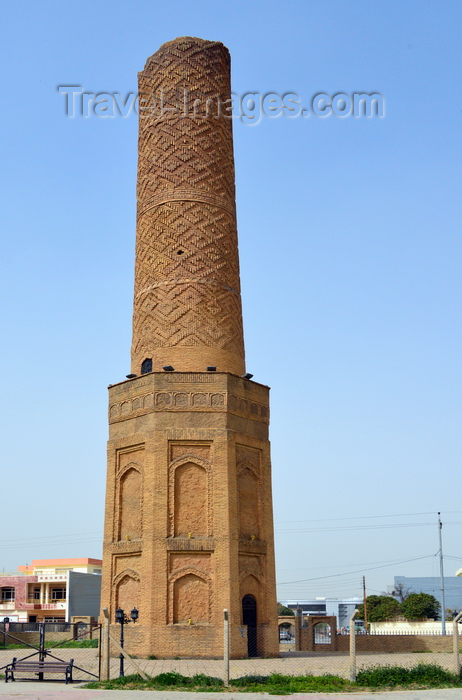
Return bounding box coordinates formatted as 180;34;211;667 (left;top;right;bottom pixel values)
363;576;368;633
438;512;446;635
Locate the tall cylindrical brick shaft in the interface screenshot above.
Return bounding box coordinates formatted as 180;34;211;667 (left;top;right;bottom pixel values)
131;37;246;376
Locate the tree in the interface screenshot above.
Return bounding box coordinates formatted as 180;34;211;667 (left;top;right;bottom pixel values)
445;608;459;621
390;581;412;603
357;595;401;622
277;603;294;616
400;593;440;620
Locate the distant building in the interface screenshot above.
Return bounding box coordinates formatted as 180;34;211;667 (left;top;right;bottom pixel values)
390;575;462;617
280;597;362;629
0;558;102;623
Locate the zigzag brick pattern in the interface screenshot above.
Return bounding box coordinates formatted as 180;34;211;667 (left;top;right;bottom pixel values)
131;37;246;375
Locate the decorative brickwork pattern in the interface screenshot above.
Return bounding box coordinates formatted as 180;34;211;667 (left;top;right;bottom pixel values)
131;37;245;375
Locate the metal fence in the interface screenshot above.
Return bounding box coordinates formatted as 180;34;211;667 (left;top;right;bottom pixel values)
0;621;101;682
2;614;462;686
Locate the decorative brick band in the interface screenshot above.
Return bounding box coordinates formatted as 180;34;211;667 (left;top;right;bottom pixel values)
135;278;238;296
164;373;218;383
109;391;269;423
137;188;235;220
238;539;267;554
166;537;215;551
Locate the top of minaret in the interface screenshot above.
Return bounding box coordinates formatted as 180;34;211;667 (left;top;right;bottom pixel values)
144;36;228;60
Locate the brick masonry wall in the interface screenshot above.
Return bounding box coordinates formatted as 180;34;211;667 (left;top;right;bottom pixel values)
131;37;245;376
101;372;279;658
336;634;454;653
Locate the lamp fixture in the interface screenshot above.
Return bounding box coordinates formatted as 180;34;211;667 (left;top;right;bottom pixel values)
126;374;137;379
206;366;217;371
162;365;175;372
242;373;253;380
115;607;139;677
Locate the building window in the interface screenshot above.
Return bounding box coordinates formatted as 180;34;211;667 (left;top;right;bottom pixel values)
33;588;40;600
51;588;66;600
1;587;15;601
141;358;152;374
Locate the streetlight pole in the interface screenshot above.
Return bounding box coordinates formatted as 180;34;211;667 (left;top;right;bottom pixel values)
115;607;139;678
438;512;446;635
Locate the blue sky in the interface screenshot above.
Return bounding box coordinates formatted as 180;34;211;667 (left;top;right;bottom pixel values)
1;0;461;604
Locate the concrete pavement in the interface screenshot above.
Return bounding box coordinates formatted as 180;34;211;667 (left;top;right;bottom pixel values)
1;682;462;700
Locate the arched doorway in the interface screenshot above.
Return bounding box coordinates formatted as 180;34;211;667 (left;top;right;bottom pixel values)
242;594;257;657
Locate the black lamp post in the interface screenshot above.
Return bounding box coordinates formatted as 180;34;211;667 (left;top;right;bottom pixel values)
115;607;139;677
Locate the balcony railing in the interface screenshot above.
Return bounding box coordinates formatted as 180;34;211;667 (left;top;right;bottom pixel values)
26;598;66;604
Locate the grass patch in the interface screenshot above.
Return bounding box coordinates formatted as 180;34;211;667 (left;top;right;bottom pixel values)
233;673;349;693
1;644;32;650
2;639;98;650
85;665;462;693
53;639;98;648
356;663;461;688
85;672;224;691
85;671;348;693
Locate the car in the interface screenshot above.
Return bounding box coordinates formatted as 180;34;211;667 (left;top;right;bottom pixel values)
279;631;292;641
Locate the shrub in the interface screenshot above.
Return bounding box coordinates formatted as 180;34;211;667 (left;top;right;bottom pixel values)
356;663;459;688
150;671;186;686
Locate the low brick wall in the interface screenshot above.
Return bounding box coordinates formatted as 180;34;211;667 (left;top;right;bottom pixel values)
3;629;97;646
335;634;453;653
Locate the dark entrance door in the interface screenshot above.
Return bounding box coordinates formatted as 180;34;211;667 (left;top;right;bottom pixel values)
242;594;257;657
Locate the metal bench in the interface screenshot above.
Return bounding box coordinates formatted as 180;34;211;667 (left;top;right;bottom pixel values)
5;657;74;683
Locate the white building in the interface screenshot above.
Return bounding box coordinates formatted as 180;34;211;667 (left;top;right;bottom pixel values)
280;597;362;629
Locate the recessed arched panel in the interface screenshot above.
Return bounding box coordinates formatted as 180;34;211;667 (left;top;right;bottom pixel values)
173;573;208;623
238;468;259;538
174;462;207;537
119;467;142;540
116;574;140;612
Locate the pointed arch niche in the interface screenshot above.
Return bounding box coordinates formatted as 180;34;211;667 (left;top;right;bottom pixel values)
169;456;212;537
117;463;143;541
114;569;140;612
237;464;260;539
169;569;211;624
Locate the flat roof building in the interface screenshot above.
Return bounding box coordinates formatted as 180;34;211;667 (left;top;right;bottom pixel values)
280;597;362;629
0;558;102;623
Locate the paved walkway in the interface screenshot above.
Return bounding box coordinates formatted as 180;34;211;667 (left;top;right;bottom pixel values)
0;682;462;700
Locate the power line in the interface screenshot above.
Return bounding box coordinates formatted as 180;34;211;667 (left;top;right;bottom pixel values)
275;510;462;525
276;522;434;534
277;554;435;586
275;511;460;525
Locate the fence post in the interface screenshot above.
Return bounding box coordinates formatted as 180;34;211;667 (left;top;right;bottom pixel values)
223;609;230;687
101;608;110;681
349;609;358;682
453;611;462;677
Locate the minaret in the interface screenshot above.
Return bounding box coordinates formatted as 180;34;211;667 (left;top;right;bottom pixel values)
100;37;278;659
131;37;245;377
